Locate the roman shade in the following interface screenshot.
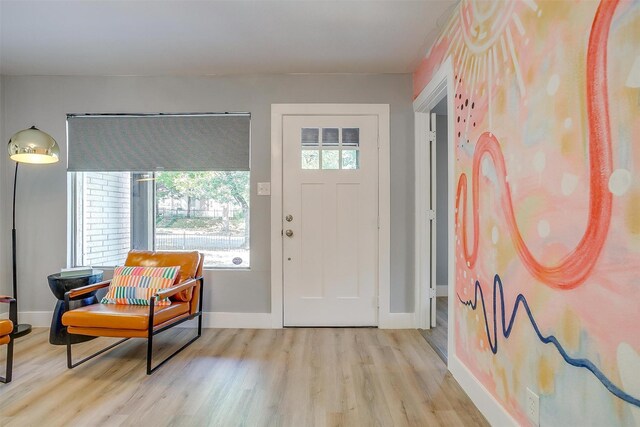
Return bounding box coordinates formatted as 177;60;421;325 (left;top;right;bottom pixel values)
67;113;250;171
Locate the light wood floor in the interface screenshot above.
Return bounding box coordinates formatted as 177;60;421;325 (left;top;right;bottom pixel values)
419;297;448;363
0;326;486;427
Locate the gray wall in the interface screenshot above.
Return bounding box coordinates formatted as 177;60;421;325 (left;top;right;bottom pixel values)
0;74;415;314
435;113;448;288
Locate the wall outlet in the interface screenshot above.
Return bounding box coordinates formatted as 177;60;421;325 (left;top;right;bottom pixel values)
526;388;540;426
257;182;271;196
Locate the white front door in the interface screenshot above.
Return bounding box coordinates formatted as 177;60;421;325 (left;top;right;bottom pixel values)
283;115;379;326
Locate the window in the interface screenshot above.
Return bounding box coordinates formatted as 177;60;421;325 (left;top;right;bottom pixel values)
67;113;251;269
301;127;360;170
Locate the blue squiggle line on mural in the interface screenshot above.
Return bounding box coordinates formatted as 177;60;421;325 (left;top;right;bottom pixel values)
457;274;640;408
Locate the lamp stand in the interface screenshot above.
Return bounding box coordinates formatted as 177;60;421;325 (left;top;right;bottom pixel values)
11;162;32;338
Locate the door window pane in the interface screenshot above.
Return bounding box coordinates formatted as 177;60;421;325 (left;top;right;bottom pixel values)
322;128;339;146
301;128;319;146
302;149;320;169
342;150;359;170
342;128;359;147
301;127;361;171
322;150;340;170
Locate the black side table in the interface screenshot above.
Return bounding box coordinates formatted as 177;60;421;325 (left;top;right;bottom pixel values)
47;270;104;345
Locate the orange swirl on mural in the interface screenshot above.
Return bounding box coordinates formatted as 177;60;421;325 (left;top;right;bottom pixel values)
455;0;616;289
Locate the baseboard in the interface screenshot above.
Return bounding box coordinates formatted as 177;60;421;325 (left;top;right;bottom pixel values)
449;355;518;426
0;311;53;327
200;312;273;329
379;312;415;329
436;285;448;297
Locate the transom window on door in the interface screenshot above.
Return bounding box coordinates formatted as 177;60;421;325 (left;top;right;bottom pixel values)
66;113;251;269
301;127;360;170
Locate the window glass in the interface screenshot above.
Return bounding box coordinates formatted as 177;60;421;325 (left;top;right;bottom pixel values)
73;171;250;269
300;127;361;171
342;128;360;147
322;128;339;146
342;150;359;170
301;128;319;146
302;150;320;169
322;150;340;170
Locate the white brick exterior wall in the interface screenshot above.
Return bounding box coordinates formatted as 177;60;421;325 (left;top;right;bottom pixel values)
78;172;131;266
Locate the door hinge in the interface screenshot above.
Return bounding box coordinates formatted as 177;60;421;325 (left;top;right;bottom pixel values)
426;210;436;221
428;130;436;142
429;288;437;299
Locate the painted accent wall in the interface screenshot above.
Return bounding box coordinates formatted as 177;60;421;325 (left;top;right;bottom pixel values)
414;0;640;425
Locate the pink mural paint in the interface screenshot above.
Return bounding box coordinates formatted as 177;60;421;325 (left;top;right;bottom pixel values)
456;0;616;290
415;0;640;424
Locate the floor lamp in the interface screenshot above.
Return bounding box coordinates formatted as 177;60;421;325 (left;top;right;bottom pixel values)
7;126;60;337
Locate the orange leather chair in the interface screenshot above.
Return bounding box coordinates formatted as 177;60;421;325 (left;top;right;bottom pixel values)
0;296;16;383
62;250;204;374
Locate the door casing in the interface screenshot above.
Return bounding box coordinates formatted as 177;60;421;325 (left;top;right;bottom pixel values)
271;104;390;328
413;57;456;357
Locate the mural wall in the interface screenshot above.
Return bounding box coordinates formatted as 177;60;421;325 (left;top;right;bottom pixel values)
414;0;640;424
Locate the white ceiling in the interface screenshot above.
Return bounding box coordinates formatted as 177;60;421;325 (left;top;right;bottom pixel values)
0;0;457;76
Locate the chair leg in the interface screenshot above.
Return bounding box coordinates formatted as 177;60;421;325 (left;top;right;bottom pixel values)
0;339;13;383
146;313;202;375
146;330;154;375
66;328;129;369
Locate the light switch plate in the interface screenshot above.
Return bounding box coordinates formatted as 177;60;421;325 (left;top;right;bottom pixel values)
257;182;271;196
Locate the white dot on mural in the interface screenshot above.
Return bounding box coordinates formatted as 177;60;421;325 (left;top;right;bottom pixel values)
533;151;546;173
547;74;560;95
608;169;631;196
538;220;551;238
561;173;579;196
463;270;467;279
491;226;499;245
564;118;572;129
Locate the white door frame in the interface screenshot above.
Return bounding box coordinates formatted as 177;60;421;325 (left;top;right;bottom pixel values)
413;57;456;355
271;104;390;328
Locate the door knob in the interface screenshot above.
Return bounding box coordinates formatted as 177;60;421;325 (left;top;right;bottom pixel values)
285;229;294;237
285;214;293;222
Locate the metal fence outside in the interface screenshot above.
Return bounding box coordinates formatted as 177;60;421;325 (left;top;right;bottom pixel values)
157;207;242;219
156;230;248;251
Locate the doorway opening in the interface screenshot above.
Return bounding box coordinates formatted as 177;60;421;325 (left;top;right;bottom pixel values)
419;96;449;362
413;57;455;366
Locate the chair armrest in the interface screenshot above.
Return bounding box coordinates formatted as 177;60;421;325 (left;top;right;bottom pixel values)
66;280;112;299
154;278;198;301
0;296;17;325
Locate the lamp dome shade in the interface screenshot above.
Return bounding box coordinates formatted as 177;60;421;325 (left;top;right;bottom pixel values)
7;126;60;164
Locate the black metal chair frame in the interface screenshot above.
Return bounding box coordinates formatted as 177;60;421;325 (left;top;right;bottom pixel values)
0;297;16;384
65;276;203;375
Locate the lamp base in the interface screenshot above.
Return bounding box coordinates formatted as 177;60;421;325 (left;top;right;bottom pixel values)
12;323;32;338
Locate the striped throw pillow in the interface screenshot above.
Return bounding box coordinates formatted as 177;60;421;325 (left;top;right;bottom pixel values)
101;266;180;306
